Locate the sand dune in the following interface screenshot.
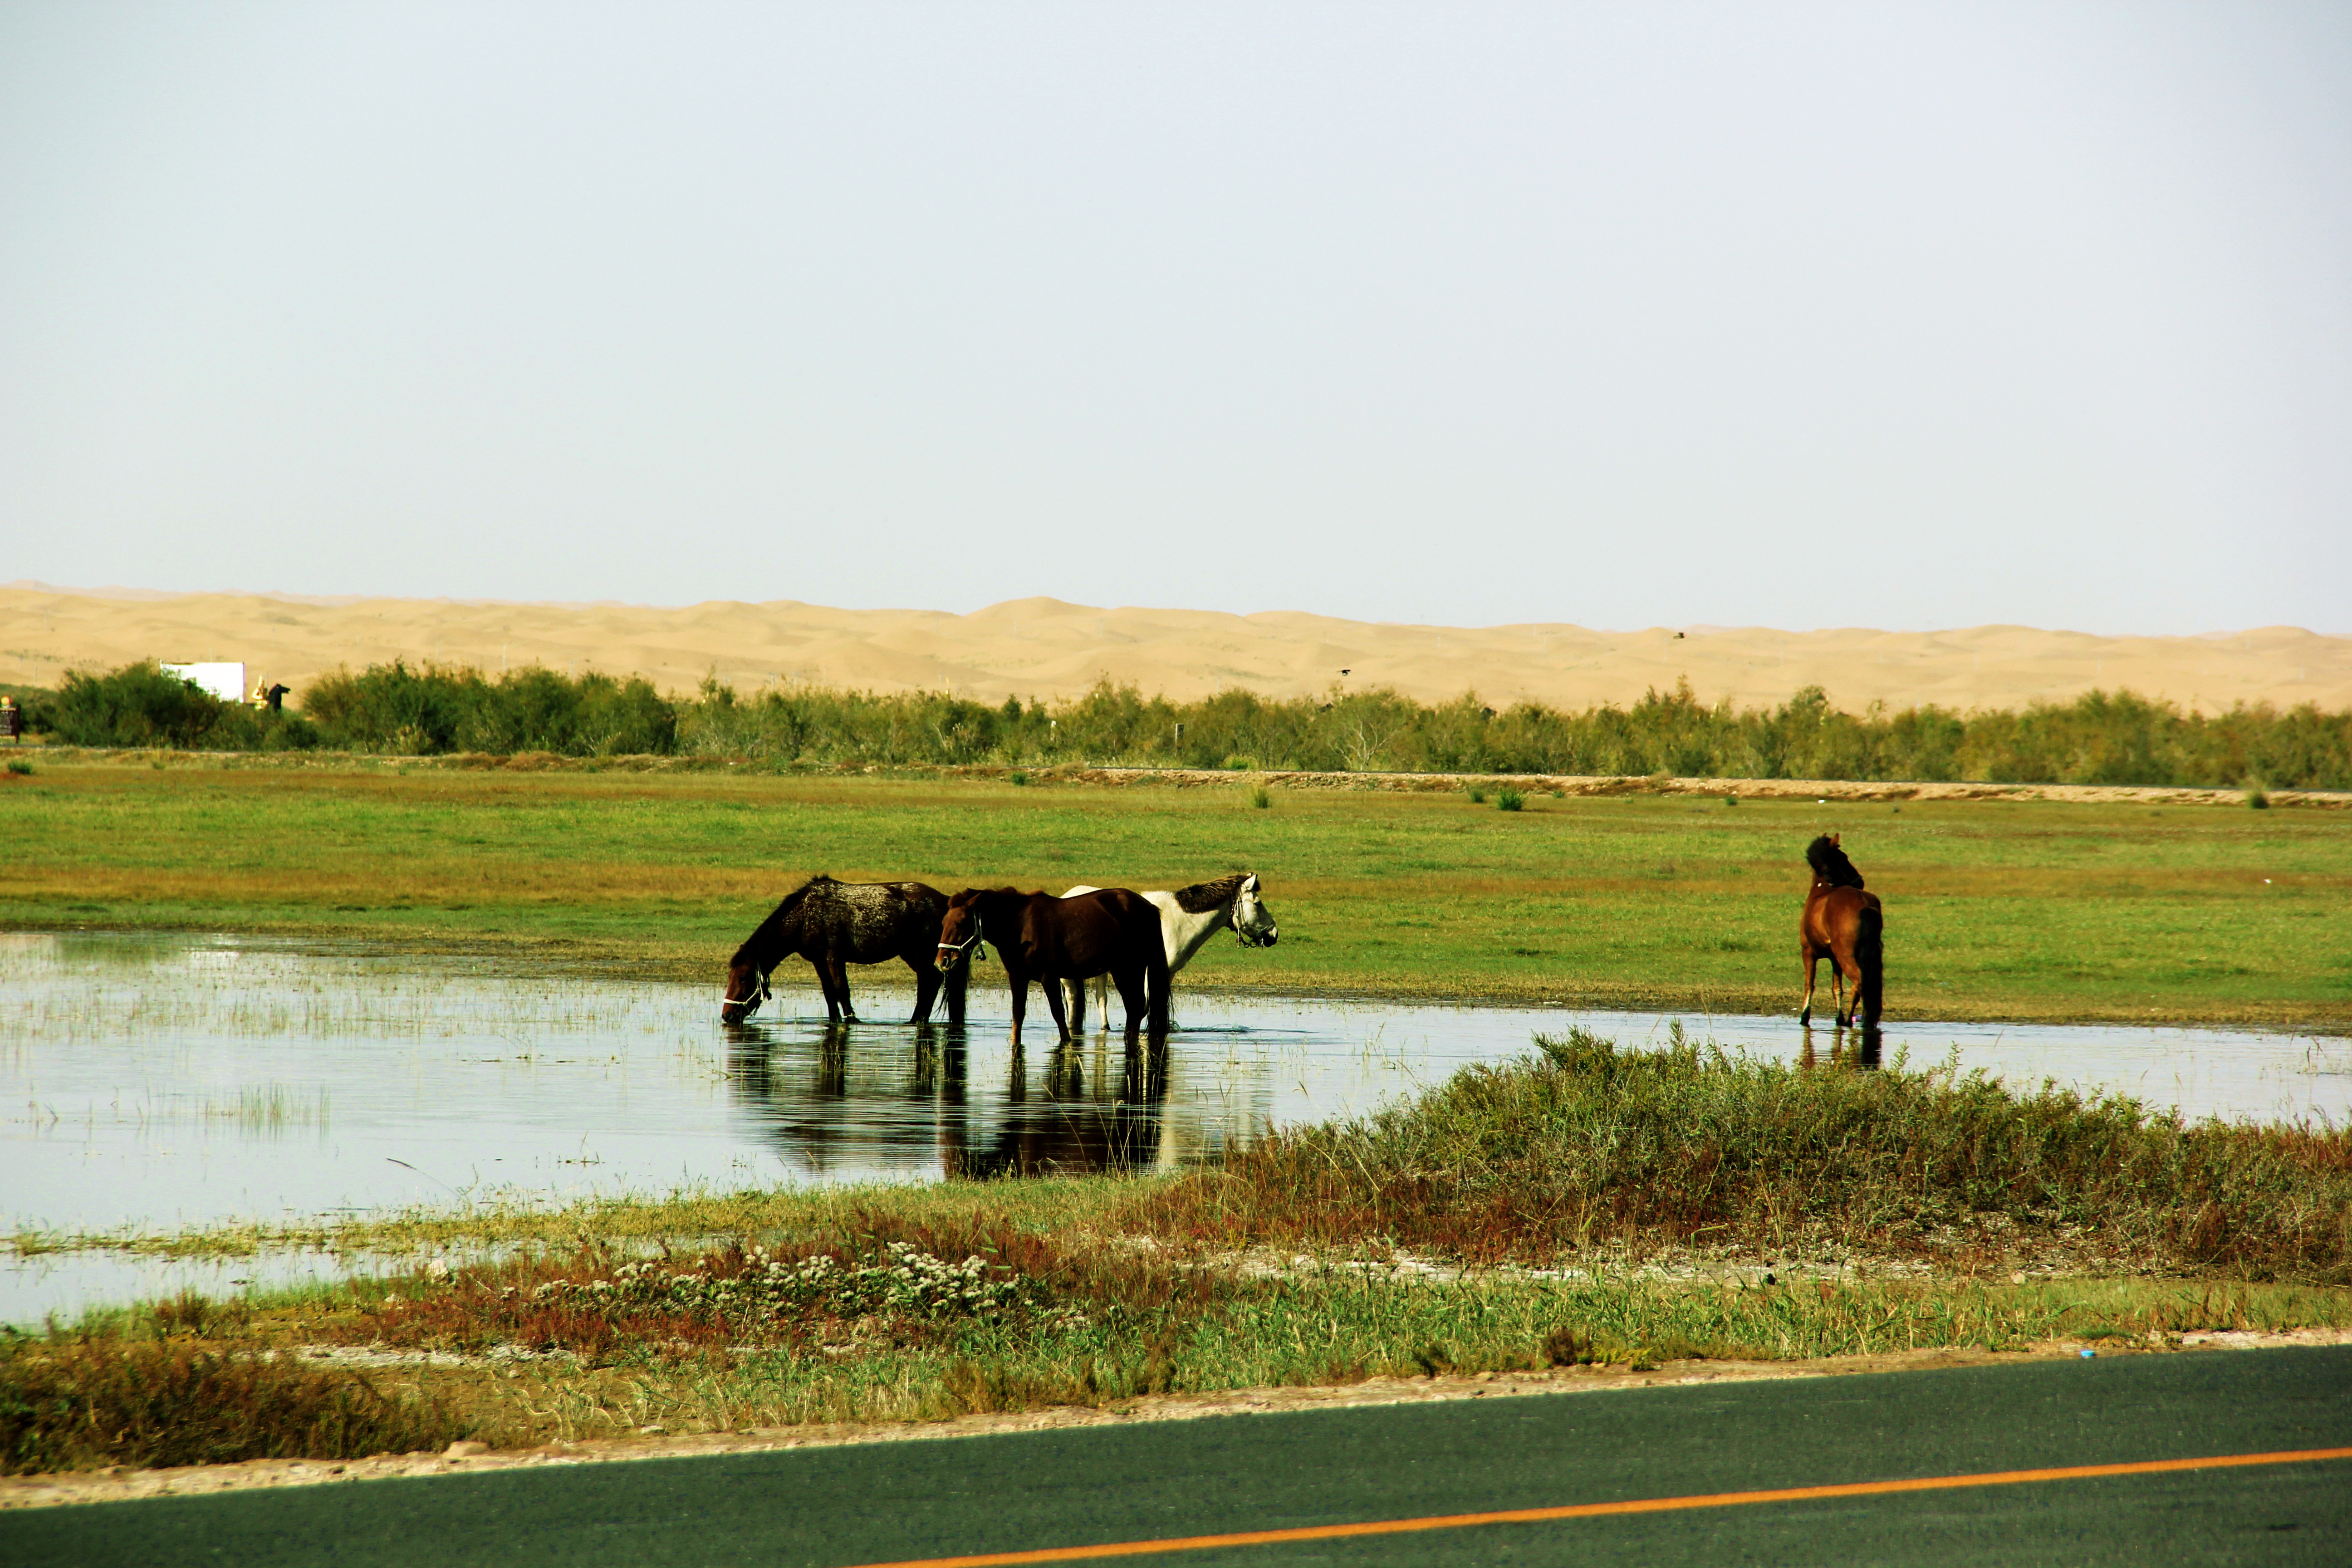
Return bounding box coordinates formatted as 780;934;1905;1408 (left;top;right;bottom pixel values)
3;582;2345;715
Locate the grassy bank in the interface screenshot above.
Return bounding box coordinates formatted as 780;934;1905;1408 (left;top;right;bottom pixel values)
10;1037;2352;1473
1;760;2346;1024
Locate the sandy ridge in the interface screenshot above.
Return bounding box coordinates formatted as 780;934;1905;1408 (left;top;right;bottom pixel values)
6;584;2347;714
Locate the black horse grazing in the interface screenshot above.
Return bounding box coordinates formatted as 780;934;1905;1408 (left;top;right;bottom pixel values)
1799;834;1883;1030
721;876;968;1025
935;887;1168;1043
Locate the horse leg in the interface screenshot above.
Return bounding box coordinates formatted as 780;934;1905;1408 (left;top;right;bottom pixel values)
814;956;844;1022
1043;973;1073;1040
1063;978;1086;1034
1114;963;1148;1037
1007;966;1028;1046
910;957;941;1025
830;954;859;1023
1146;946;1171;1036
1798;944;1820;1027
1836;945;1865;1029
945;960;968;1027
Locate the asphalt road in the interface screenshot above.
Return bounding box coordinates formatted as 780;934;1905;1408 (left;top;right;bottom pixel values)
11;1347;2351;1568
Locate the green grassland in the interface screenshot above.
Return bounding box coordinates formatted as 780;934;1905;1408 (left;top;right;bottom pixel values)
2;759;2345;1024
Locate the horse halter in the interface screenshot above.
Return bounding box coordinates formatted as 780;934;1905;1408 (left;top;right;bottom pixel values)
936;929;988;963
720;968;773;1016
1233;885;1278;948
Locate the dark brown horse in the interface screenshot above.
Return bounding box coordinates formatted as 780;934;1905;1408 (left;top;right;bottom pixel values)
1799;834;1883;1029
721;875;968;1025
934;887;1169;1042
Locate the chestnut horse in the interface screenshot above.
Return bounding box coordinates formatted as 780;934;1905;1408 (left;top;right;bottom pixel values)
721;875;968;1025
1799;834;1882;1029
935;887;1169;1042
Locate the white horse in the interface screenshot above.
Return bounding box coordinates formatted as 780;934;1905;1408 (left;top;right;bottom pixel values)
1058;872;1279;1029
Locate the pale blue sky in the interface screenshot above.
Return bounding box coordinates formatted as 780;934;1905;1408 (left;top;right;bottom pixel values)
3;1;2346;632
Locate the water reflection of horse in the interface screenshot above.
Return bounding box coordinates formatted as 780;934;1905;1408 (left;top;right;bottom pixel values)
938;1034;1168;1179
720;876;968;1025
725;1020;946;1175
1799;834;1882;1030
1058;872;1279;1028
935;887;1168;1042
723;1023;1169;1181
1801;1024;1883;1072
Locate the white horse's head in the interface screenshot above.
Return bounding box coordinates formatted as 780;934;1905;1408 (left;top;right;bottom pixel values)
1231;872;1279;948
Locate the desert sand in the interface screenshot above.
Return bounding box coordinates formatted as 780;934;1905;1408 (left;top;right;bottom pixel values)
4;582;2345;714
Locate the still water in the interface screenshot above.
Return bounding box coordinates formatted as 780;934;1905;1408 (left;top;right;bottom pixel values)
5;931;2347;1322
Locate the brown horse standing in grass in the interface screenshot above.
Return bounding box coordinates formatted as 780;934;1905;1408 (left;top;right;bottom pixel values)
1799;834;1883;1029
935;887;1169;1042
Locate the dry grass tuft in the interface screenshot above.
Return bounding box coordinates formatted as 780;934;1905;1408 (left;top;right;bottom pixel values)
0;1337;466;1474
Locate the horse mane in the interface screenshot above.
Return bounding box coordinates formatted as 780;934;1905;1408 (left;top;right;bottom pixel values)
1171;872;1251;913
1804;836;1865;889
733;874;837;966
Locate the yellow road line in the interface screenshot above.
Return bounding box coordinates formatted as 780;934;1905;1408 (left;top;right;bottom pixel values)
848;1445;2352;1568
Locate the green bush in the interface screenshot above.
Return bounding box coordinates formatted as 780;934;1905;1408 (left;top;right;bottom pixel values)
40;664;318;751
303;662;674;755
48;662;225;748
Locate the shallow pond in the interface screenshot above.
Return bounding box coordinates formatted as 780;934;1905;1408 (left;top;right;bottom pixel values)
5;931;2347;1323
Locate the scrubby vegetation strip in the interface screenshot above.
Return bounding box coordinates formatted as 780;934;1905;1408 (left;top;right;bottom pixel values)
20;660;2352;789
1134;1030;2352;1281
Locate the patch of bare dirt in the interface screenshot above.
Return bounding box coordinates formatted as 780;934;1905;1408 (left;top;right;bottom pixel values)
991;765;2348;809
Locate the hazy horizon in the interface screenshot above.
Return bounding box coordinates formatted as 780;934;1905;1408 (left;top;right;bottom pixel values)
5;3;2347;636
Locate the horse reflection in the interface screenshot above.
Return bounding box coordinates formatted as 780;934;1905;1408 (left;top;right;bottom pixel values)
1799;1023;1883;1072
909;1023;940;1098
724;1021;860;1175
724;1020;1170;1181
939;1033;1168;1180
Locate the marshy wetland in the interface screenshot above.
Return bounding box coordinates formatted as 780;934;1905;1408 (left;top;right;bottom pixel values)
7;931;2349;1323
1;762;2348;1475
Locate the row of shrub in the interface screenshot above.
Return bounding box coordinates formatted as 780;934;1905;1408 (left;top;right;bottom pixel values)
21;661;2352;788
22;662;674;757
1140;1029;2352;1280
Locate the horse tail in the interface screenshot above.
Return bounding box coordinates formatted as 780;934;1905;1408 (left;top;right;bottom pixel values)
1854;901;1883;1029
1143;916;1172;1034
